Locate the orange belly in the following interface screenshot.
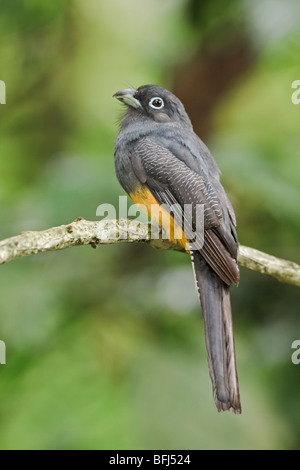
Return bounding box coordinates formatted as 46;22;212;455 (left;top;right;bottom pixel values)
129;186;188;250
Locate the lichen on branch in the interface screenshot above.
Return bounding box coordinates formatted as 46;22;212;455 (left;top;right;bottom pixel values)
0;217;299;287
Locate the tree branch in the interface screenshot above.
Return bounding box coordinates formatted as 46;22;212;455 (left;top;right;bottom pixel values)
0;217;299;287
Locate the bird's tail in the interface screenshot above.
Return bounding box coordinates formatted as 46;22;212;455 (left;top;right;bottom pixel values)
191;250;241;413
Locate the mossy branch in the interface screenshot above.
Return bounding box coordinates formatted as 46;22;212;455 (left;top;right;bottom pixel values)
0;217;299;287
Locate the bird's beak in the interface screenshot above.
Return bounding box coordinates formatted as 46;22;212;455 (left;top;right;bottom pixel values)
113;88;142;109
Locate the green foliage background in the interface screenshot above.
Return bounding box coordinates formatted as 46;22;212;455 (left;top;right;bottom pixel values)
0;0;299;450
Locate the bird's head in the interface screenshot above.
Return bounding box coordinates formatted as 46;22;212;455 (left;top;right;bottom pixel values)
113;85;192;128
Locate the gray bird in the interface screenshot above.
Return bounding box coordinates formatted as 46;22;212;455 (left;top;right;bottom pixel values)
113;85;241;413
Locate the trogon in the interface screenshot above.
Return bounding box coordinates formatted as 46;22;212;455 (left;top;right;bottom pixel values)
113;85;241;413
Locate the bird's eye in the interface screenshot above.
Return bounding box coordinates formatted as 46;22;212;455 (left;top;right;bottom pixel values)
149;97;164;109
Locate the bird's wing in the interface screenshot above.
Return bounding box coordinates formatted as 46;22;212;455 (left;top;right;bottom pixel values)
130;136;239;286
131;136;241;412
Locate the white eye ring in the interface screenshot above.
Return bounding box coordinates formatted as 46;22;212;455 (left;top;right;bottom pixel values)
149;97;164;109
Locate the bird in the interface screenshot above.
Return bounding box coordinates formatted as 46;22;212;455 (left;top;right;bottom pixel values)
113;85;241;413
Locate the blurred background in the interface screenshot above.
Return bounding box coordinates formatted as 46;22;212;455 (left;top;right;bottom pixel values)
0;0;300;450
